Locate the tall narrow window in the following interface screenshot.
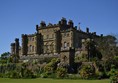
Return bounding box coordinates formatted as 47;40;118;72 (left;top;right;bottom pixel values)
67;43;69;47
32;46;34;52
64;42;67;48
29;45;32;52
32;38;34;41
64;33;66;37
52;34;54;38
47;35;49;39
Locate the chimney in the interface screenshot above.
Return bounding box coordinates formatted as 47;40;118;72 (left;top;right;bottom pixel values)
40;21;46;27
101;34;103;37
93;32;96;35
61;17;67;25
36;25;39;32
68;20;74;27
86;27;89;33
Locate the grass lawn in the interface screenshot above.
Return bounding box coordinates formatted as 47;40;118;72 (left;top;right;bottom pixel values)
0;78;110;83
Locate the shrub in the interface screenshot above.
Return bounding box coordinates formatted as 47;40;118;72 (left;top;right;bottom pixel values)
56;67;67;78
7;70;21;78
108;67;118;83
79;64;95;79
40;73;48;78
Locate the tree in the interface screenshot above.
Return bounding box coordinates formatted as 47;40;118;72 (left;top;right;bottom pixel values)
0;52;10;63
0;52;10;60
81;38;102;61
97;35;118;60
96;35;118;76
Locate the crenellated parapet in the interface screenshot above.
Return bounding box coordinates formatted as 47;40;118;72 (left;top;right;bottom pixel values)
36;17;76;31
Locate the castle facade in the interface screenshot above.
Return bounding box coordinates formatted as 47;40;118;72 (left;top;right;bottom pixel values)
10;18;101;64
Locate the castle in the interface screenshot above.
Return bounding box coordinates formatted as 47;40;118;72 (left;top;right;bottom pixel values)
10;18;102;65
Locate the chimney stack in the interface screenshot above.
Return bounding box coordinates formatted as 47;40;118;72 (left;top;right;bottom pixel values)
86;27;89;33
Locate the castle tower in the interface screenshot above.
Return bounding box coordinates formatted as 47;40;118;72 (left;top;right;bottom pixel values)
61;17;67;26
15;38;19;56
86;27;89;33
68;20;74;28
40;21;46;27
11;43;15;55
22;34;28;55
60;47;75;66
35;33;42;55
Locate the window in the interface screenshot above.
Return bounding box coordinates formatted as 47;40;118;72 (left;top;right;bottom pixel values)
52;34;54;38
64;33;66;37
43;35;45;39
50;43;54;53
76;43;78;47
32;46;34;52
64;42;67;48
29;37;31;41
67;43;69;47
29;45;32;52
67;33;69;37
62;55;67;62
47;35;49;39
28;37;34;41
32;37;34;41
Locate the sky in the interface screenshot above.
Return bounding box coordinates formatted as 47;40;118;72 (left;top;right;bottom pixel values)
0;0;118;55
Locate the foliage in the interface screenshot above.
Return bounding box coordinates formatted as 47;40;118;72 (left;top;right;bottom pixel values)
0;52;10;60
0;52;10;64
39;56;58;64
108;65;118;83
75;51;88;62
78;64;95;79
97;35;118;60
42;58;60;78
56;67;67;78
10;54;19;63
103;56;118;73
44;58;59;72
0;63;38;78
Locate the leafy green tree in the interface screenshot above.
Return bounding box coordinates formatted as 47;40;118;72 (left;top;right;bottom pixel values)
0;52;10;64
97;35;117;60
80;38;102;62
0;52;10;59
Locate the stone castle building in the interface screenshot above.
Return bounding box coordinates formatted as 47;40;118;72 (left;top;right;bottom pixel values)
10;18;102;64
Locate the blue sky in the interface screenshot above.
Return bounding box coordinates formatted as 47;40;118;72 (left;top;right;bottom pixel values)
0;0;118;55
